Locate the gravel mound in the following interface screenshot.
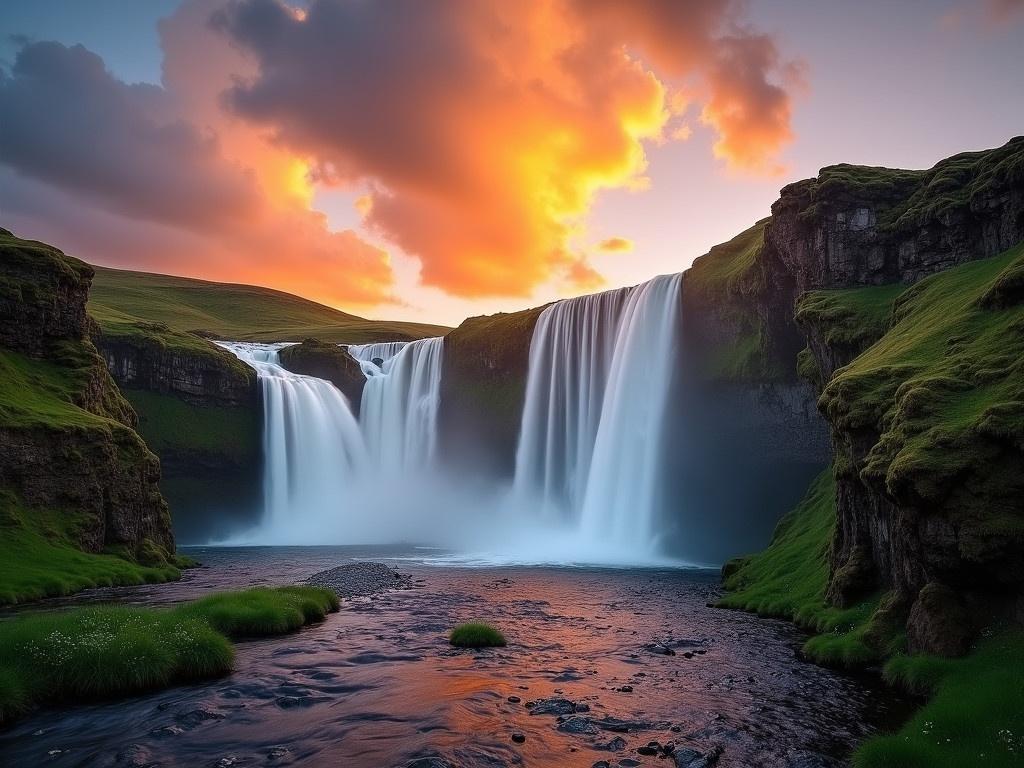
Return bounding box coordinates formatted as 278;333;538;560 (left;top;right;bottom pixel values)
304;562;413;598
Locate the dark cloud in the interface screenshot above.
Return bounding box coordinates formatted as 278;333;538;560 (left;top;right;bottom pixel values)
0;41;259;229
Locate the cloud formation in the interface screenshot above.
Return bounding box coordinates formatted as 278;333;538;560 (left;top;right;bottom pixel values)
1;0;798;306
598;237;634;253
0;18;394;306
215;0;799;297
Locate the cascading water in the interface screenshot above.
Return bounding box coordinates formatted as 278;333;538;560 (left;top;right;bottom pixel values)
350;337;445;474
217;342;367;538
512;273;683;555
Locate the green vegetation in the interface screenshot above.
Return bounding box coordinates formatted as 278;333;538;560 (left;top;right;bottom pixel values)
449;622;507;648
0;586;339;723
90;266;449;343
719;470;894;667
125;389;259;468
797;282;906;351
683;219;784;381
685;218;768;299
796;136;1024;230
0;493;182;605
855;631;1024;768
820;242;1024;541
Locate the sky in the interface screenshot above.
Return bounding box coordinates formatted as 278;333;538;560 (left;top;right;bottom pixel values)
1;0;1022;326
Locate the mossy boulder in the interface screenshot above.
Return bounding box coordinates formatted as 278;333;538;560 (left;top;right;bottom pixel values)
278;338;365;409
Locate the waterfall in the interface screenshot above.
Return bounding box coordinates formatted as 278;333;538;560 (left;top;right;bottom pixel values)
351;337;445;474
512;286;632;516
217;342;367;535
512;273;683;552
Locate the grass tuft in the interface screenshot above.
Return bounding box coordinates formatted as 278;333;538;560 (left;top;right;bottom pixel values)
450;622;507;648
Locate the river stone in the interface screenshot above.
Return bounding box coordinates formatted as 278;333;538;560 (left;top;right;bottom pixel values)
558;716;599;735
528;698;578;715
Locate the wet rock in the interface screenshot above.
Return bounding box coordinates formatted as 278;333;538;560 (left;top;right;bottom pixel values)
511;733;526;744
575;703;591;713
214;757;238;768
645;643;676;656
636;745;658;756
593;762;611;768
177;709;225;728
528;698;578;716
267;746;290;760
673;745;722;768
617;685;633;693
618;760;642;767
275;696;310;709
558;716;599;735
595;736;628;752
305;562;413;599
507;696;521;703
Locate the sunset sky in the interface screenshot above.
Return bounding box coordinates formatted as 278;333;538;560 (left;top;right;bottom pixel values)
2;0;1023;326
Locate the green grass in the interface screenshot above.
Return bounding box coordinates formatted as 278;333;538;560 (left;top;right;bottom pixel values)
89;266;450;343
718;469;892;667
819;242;1024;545
797;283;907;352
449;622;507;648
0;586;339;723
685;218;768;298
125;389;259;468
0;491;183;605
792;137;1024;230
854;631;1024;768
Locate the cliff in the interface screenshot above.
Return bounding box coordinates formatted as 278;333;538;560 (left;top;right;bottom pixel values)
0;228;178;602
724;136;1024;657
438;306;546;475
278;339;366;410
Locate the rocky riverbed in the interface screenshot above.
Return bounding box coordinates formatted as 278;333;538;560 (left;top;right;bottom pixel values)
0;546;909;767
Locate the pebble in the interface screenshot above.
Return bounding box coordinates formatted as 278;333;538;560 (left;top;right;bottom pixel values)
507;695;521;703
304;562;413;598
511;733;526;744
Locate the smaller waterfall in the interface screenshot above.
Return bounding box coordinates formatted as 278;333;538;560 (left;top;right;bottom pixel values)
217;342;366;535
351;337;445;474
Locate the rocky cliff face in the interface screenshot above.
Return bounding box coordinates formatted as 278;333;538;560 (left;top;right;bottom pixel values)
95;324;256;408
0;228;174;558
766;138;1024;655
278;339;365;410
438;306;545;475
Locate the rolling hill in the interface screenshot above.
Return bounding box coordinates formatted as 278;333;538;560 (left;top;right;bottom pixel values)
89;266;450;343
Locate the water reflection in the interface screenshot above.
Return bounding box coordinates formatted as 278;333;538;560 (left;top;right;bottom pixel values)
0;547;907;767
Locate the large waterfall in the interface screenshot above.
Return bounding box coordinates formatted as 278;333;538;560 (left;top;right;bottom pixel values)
512;273;683;554
218;272;683;562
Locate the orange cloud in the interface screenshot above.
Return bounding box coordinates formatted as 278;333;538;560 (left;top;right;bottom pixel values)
216;0;799;298
598;237;634;253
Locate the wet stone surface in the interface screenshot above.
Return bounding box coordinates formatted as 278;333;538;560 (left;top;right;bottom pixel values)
304;561;414;598
0;546;909;767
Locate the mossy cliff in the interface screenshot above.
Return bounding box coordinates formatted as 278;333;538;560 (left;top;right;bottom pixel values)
720;138;1024;766
0;228;178;603
438;305;546;474
278;338;366;410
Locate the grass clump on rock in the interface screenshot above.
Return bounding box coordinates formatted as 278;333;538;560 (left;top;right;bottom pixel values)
0;585;338;723
450;622;506;648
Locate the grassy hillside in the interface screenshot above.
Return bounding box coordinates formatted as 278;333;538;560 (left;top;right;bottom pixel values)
89;266;450;343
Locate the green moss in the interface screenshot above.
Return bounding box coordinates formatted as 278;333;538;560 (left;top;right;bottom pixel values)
686;218;768;299
450;622;507;648
792;137;1024;231
797;283;906;352
0;491;181;606
820;243;1024;534
0;586;339;723
89;266;450;343
125;389;258;467
718;469;897;667
854;631;1024;768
